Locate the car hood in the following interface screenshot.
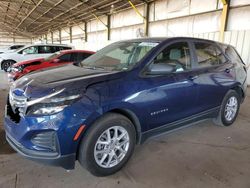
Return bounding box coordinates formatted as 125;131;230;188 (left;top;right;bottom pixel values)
12;64;124;99
0;51;16;59
13;58;44;67
0;49;15;53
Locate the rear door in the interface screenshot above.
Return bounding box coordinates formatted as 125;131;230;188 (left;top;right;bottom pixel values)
191;40;233;112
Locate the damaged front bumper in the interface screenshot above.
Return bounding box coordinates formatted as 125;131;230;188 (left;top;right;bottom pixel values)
3;102;89;170
6;132;76;169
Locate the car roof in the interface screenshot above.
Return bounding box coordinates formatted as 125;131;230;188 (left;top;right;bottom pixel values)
119;37;168;43
60;49;95;54
118;37;225;45
16;43;72;52
25;43;71;47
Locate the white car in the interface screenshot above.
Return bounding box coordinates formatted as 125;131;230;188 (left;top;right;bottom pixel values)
0;44;25;54
0;44;73;72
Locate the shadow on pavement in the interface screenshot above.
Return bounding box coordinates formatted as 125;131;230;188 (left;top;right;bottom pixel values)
0;129;15;155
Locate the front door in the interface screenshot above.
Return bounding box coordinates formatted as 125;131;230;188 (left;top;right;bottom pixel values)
142;41;199;130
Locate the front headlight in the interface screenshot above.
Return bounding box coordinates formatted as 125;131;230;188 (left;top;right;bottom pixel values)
32;105;68;115
27;91;81;115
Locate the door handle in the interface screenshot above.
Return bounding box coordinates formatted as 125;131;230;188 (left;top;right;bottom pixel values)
188;75;199;80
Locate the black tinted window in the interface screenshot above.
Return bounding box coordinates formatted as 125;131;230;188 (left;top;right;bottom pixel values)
63;47;72;50
38;46;53;54
58;54;71;62
70;53;78;62
194;42;226;68
10;45;23;50
153;42;191;72
50;46;58;53
49;46;71;53
77;53;92;62
57;46;71;51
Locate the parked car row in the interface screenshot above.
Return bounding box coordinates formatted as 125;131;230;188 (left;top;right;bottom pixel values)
0;44;25;54
9;50;94;81
3;37;248;176
0;44;73;72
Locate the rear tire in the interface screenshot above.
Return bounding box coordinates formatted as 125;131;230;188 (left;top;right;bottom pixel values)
78;113;136;176
2;60;15;72
213;90;240;126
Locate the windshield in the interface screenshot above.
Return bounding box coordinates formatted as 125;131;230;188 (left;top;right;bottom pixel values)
44;52;61;61
80;41;159;71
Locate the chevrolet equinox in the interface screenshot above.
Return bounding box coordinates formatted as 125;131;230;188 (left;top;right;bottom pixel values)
4;37;247;176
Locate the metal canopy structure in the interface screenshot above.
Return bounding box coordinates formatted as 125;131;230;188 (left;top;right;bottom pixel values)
0;0;149;37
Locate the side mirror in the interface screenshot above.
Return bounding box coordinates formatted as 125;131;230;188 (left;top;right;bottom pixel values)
22;51;27;55
147;63;174;75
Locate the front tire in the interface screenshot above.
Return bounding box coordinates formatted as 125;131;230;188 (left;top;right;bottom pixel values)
213;90;240;126
78;113;136;176
2;60;15;72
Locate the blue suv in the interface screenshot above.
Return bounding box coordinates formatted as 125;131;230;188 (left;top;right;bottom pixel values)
4;37;247;176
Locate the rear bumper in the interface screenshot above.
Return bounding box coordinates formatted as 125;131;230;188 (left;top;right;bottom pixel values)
6;133;75;170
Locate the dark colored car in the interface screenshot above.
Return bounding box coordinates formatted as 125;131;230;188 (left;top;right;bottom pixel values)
4;37;247;176
8;50;95;81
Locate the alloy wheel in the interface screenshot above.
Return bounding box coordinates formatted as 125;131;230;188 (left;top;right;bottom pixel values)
224;96;238;121
94;126;130;168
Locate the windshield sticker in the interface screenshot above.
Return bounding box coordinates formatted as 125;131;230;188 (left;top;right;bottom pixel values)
138;42;159;47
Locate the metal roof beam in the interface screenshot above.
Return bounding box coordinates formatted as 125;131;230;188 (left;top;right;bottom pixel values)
220;0;230;41
25;0;65;29
30;0;112;33
15;0;44;30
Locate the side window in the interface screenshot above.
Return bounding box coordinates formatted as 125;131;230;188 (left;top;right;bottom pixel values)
222;45;243;65
10;45;23;50
22;46;38;54
153;42;191;72
77;53;92;62
50;46;58;53
70;53;78;62
63;47;72;50
51;46;63;52
215;46;227;64
57;46;71;51
38;46;52;54
194;42;226;68
58;54;71;62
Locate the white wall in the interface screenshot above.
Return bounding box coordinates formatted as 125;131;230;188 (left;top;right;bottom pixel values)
0;32;31;48
39;0;250;84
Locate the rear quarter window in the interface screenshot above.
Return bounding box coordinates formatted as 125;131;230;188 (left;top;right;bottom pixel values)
220;44;244;65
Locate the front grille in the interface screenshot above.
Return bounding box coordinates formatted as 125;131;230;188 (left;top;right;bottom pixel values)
6;96;21;123
31;132;57;152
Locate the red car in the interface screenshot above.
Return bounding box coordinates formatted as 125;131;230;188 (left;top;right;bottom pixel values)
8;50;95;81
